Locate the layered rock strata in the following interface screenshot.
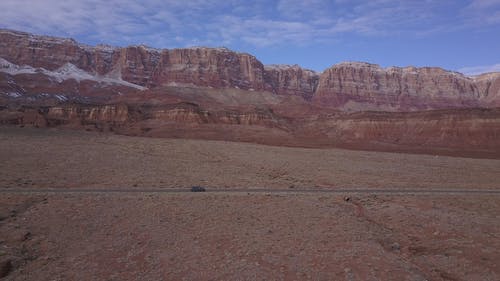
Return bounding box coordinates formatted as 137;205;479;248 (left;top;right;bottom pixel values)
2;29;499;110
1;29;500;157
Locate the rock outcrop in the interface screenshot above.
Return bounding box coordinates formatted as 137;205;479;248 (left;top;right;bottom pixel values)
1;29;500;110
473;73;500;107
2;103;499;158
314;62;485;111
264;65;319;100
0;103;283;131
0;30;269;91
151;47;267;90
1;29;500;158
315;109;500;153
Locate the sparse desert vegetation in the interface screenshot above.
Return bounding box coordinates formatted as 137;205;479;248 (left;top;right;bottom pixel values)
1;3;500;279
1;127;500;280
1;127;499;190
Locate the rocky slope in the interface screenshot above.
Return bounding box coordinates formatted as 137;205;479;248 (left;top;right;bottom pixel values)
473;72;500;107
1;102;499;157
264;64;319;100
2;28;499;110
0;29;269;91
1;29;500;157
314;62;498;111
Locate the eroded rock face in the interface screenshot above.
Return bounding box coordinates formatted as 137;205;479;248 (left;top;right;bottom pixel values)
319;110;500;151
1;29;500;157
0;30;269;91
152;48;267;90
314;62;483;111
473;73;500;107
264;65;319;100
0;30;118;75
2;29;500;111
2;104;499;157
0;103;282;131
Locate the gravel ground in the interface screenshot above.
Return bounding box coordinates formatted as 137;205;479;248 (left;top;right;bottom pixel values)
1;192;499;280
1;127;499;190
1;127;500;280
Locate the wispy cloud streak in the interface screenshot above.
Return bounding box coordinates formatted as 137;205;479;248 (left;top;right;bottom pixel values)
0;0;499;48
458;63;500;75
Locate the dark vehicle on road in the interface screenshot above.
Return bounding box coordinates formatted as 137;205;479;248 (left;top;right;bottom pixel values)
190;186;206;192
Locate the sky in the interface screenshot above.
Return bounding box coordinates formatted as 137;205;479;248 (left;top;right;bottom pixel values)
0;0;499;74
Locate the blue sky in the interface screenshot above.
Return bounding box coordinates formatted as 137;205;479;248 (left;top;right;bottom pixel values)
0;0;499;74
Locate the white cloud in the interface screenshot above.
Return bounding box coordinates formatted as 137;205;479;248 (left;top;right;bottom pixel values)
469;0;500;9
462;0;500;26
212;16;323;47
0;0;232;43
277;0;331;19
0;0;498;49
458;63;500;76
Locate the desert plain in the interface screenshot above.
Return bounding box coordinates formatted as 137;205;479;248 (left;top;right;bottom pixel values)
0;127;499;280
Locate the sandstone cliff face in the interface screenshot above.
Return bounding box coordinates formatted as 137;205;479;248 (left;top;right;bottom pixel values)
0;103;282;129
2;104;499;158
151;48;267;90
0;30;113;74
264;65;319;100
2;29;500;113
45;104;129;123
111;46;161;87
314;62;483;111
0;30;269;91
321;110;500;151
473;73;500;107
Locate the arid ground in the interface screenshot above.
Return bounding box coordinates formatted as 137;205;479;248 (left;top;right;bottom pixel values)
1;127;500;280
1;127;499;190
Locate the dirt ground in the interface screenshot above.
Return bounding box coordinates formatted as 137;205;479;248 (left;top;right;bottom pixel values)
1;192;500;280
1;127;500;280
1;127;499;190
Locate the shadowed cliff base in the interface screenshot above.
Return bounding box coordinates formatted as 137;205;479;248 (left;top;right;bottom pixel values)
1;103;499;159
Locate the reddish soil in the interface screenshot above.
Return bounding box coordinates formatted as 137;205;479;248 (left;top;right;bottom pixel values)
1;127;499;280
1;127;499;190
1;193;499;280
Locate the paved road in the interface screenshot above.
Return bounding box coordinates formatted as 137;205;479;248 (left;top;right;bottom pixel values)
1;188;500;194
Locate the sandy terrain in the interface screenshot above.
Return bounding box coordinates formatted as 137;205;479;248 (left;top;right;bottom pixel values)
1;192;499;280
1;127;499;190
1;127;500;280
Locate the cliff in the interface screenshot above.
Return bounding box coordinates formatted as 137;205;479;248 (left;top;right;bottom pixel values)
264;64;319;100
0;30;269;91
1;29;500;158
2;29;499;111
314;62;491;111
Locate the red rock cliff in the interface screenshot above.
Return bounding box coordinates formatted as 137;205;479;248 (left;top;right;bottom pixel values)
1;29;500;111
151;47;267;90
264;65;319;100
0;30;269;91
314;62;485;111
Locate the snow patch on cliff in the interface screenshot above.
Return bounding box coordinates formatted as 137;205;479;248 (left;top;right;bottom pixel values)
265;64;319;75
185;46;231;52
470;72;500;81
102;67;146;90
334;61;469;79
54;94;68;101
0;57;146;90
335;61;380;69
265;64;299;71
3;92;23;98
53;63;94;82
0;58;37;75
